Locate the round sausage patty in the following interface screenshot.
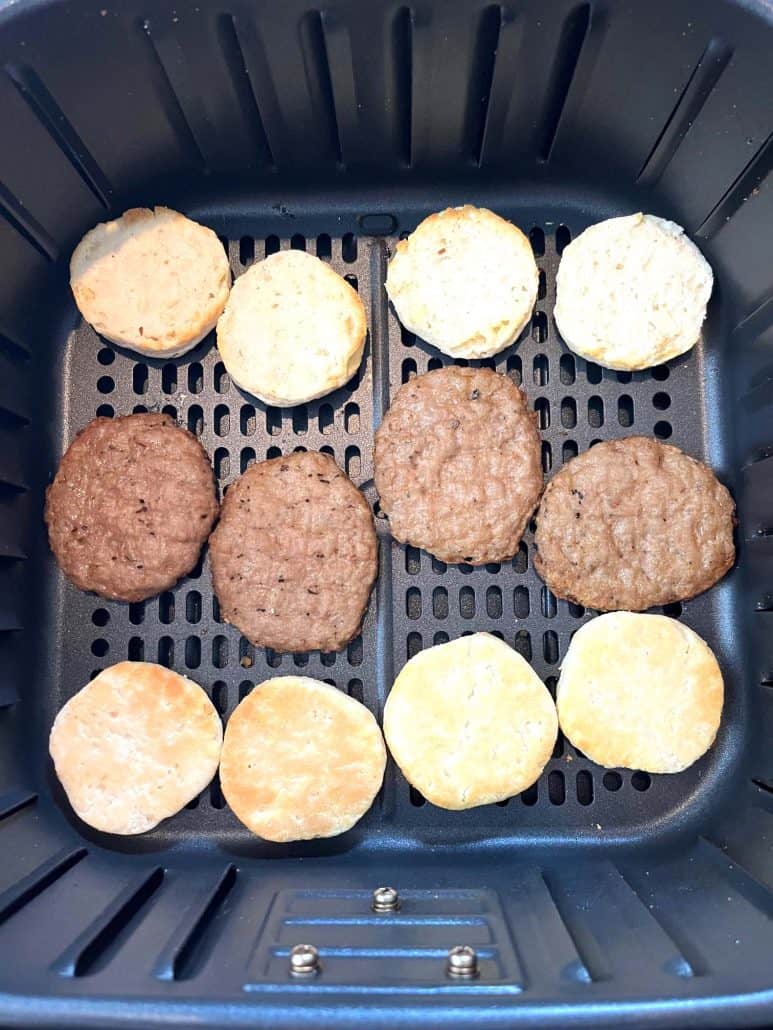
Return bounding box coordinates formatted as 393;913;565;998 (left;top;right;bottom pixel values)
374;366;543;564
45;413;218;602
534;436;735;611
209;451;378;653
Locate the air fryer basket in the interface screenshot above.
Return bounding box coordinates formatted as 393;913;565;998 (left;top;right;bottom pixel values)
0;0;771;1026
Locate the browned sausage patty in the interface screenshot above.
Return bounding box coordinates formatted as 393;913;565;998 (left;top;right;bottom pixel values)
45;413;218;602
534;437;735;611
209;451;377;653
374;366;543;564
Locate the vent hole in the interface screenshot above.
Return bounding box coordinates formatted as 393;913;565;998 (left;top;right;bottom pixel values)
345;445;361;479
432;556;447;574
585;361;602;385
98;347;114;366
555;225;571;254
318;403;334;434
129;602;145;625
187;405;204;436
240;447;256;473
432;586;448;620
239;680;252;701
460;585;476;619
158;637;174;667
427;357;443;372
128;637;144;661
400;325;416;348
159;592;175;624
406;587;422;619
348;678;363;702
214;404;229;437
212;681;228;714
162;364;177;393
91;638;108;657
433;630;449;646
559;353;575;384
342;233;357;262
292;408;308;435
188;363;204;394
514;585;530;619
407;631;422;659
653;391;671;410
663;601;683;618
97;375;114;394
617;370;632;384
265;234;280;256
632;771;652;792
541;586;557;619
290;233;305;251
348;636;364;666
401;357;417;383
212;635;229;669
186;591;202;624
535;397;550;429
533;353;549;386
561;397;577;429
316;233;332;260
239;236;254;265
132;404;148;414
652;364;670;381
214;447;229;481
293;652;310;668
562;440;578;463
654;420;673;439
344;402;360;434
266;648;282;669
548;770;566;805
266;445;281;460
521;782;538;806
529;226;545;256
96;404;114;418
603;771;622;792
214;362;229;394
576;770;593;805
618;394;634;427
568;601;585;618
91;608;109;627
486;585;502;619
506;353;522;384
542;441;552;473
538;269;547;300
344;273;358;292
543;630;559;664
185;636;201;669
532;312;548;344
514;629;531;661
588;395;604;428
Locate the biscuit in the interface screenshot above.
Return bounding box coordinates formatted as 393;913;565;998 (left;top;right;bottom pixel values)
216;250;367;406
554;213;713;370
209;451;377;653
557;612;723;773
374;366;543;564
533;437;735;611
45;413;219;602
383;633;557;809
220;677;386;841
49;662;222;834
70;206;231;357
385;205;538;359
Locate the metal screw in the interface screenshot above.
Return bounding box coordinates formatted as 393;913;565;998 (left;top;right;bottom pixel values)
289;943;321;977
372;886;400;912
446;945;479;979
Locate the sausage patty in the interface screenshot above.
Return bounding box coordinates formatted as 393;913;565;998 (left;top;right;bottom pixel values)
374;366;543;564
209;451;377;653
534;436;735;611
45;413;218;602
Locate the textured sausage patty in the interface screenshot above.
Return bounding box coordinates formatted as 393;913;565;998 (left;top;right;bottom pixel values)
534;437;735;611
209;451;378;653
45;413;218;602
374;366;543;564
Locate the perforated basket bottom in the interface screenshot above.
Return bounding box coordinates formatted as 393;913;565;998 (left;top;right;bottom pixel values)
43;206;736;851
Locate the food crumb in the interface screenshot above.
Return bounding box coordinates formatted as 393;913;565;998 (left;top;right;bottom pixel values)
240;656;253;668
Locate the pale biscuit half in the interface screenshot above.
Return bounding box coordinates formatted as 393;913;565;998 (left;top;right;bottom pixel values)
49;662;222;834
70;207;231;357
216;250;367;406
557;612;723;773
220;677;386;842
554;213;713;370
385;205;539;359
383;633;557;809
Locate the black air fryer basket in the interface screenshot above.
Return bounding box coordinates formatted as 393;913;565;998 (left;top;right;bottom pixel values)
0;0;771;1026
